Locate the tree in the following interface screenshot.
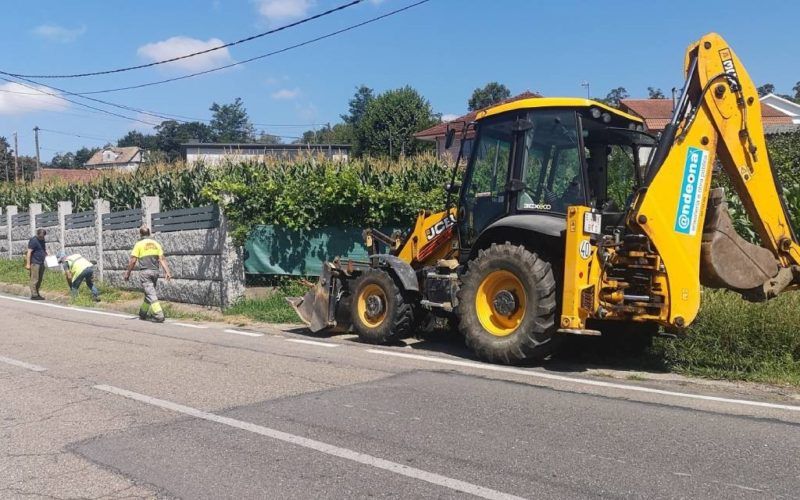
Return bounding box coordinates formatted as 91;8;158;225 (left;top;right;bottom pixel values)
50;151;77;169
74;147;100;167
296;123;353;144
603;87;629;107
647;87;666;99
0;136;12;181
210;97;255;142
155;120;214;162
118;130;159;151
355;86;438;158
793;81;800;102
255;131;282;145
468;82;511;111
757;83;775;97
341;85;374;126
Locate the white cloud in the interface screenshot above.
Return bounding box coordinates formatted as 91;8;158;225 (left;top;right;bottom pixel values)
255;0;313;22
271;88;301;100
32;24;86;43
0;82;68;115
137;36;233;72
441;113;459;122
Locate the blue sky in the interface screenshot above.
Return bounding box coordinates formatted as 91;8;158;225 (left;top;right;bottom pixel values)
1;0;797;161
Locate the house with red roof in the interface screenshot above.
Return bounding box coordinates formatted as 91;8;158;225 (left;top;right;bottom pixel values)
620;98;798;135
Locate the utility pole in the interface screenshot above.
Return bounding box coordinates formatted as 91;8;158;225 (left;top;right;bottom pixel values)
33;126;41;180
13;132;19;182
581;81;591;99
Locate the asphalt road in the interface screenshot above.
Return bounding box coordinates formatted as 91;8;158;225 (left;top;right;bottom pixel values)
1;293;799;499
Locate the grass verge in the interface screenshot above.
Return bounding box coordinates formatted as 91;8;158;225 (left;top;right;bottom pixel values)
224;278;307;324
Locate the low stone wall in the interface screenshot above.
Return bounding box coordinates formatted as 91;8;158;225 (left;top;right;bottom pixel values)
63;227;98;263
3;198;244;308
11;225;32;258
102;226;230;307
0;224;7;255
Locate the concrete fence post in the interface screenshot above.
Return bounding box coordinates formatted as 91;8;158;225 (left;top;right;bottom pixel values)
57;201;72;254
218;201;245;308
94;199;110;281
29;203;42;237
5;206;17;258
141;196;160;230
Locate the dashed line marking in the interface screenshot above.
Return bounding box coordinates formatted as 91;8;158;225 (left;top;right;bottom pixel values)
367;349;800;413
93;384;525;500
285;338;338;348
224;329;264;337
0;355;47;372
172;322;209;329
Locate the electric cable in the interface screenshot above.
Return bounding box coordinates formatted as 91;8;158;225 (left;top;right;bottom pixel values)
4;0;364;78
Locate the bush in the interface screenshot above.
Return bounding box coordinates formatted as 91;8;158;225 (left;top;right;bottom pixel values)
201;154;450;243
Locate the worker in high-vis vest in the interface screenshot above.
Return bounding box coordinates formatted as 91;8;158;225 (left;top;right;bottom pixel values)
124;225;172;323
56;250;100;301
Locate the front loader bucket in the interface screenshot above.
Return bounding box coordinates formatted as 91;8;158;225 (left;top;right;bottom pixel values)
287;265;352;333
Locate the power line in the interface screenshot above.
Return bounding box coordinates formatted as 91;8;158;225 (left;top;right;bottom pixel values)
37;128;115;143
53;0;431;96
4;0;364;79
0;76;159;127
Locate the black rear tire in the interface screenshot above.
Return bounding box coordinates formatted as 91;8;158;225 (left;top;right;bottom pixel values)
350;269;414;344
457;243;558;364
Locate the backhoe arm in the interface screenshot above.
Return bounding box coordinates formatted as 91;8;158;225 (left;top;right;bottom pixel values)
631;33;800;327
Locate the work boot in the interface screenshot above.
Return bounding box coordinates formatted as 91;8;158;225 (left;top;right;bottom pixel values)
93;297;101;303
31;295;44;301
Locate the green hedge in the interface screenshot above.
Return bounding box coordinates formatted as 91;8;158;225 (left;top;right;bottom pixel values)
201;155;450;243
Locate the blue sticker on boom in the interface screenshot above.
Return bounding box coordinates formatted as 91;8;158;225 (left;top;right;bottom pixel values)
674;147;709;236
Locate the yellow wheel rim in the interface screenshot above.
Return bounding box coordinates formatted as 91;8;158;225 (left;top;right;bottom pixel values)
475;270;527;337
357;283;388;328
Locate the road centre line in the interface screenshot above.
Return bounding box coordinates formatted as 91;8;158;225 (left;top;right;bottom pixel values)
224;329;264;337
0;355;47;372
367;349;800;413
0;294;136;319
285;338;339;348
93;384;524;500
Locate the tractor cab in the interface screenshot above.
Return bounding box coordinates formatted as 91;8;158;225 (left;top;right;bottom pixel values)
455;98;654;254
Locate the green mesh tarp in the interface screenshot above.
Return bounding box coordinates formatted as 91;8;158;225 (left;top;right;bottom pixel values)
245;225;392;276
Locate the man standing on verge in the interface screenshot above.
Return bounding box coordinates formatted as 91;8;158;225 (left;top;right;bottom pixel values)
124;225;172;323
57;251;100;302
26;229;48;300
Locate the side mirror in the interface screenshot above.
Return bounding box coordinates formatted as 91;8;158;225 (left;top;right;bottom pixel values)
444;129;456;150
445;182;461;194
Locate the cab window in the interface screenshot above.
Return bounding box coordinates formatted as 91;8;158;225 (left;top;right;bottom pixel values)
517;110;584;213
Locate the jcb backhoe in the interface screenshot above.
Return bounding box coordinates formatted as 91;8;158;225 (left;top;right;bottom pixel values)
290;32;800;364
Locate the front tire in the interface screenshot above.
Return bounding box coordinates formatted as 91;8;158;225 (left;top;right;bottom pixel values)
458;243;558;364
350;269;414;344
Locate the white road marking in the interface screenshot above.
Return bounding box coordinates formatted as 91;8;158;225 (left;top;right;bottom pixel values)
367;349;800;413
224;329;264;337
0;355;47;372
93;384;525;500
0;294;136;319
172;322;208;329
285;338;338;348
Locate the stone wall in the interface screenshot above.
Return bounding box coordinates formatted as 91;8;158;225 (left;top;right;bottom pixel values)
63;227;98;263
102;226;229;307
2;198;244;308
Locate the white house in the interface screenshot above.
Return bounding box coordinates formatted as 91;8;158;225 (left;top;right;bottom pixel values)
84;146;144;172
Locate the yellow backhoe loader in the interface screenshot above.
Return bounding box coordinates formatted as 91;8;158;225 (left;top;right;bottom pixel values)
290;32;800;364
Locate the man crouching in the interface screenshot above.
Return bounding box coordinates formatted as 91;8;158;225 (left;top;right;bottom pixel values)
124;225;172;323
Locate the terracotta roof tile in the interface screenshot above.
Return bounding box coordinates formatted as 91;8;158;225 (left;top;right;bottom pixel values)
41;168;107;183
621;98;794;131
85;146;142;167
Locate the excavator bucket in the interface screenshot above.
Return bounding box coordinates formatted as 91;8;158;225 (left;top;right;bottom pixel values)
287;264;352;333
700;188;781;299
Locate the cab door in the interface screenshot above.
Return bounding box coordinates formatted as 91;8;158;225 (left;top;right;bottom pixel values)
458;115;516;250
